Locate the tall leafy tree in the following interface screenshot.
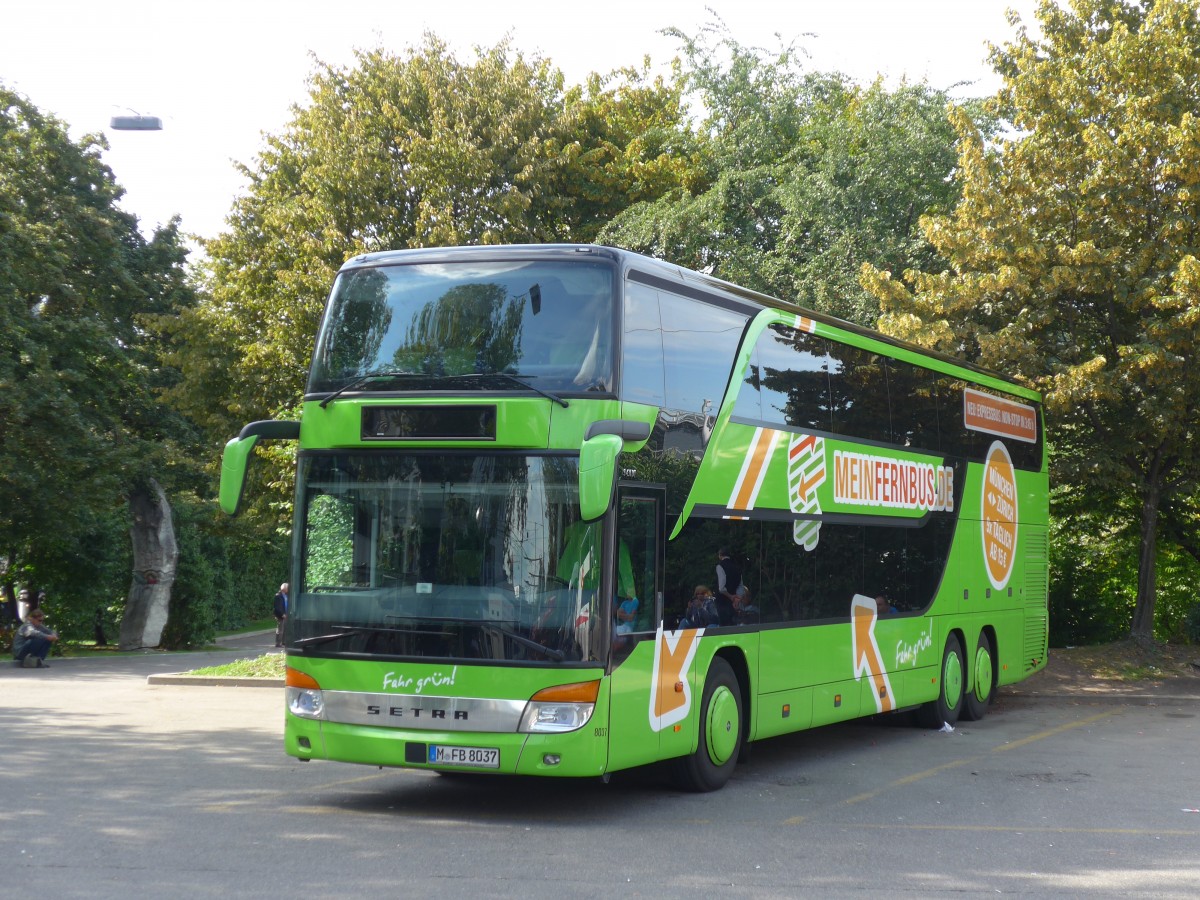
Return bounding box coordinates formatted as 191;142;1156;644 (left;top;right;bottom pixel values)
600;25;970;326
0;86;197;643
861;0;1200;641
165;36;695;446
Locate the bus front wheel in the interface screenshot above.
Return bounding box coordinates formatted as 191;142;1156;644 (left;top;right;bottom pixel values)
918;634;964;729
673;656;742;792
960;632;996;722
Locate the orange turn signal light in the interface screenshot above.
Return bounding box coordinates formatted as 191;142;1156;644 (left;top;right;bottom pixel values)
530;680;601;703
286;668;321;690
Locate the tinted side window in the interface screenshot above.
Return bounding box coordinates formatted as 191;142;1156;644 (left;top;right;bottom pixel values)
659;291;747;415
621;282;666;406
935;377;976;459
828;342;891;444
887;360;941;452
756;326;833;432
863;525;908;611
666;512;955;626
905;517;955;609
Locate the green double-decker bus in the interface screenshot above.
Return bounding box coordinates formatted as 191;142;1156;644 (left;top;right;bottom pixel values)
220;244;1048;791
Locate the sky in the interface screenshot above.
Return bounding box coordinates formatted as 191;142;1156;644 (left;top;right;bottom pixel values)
2;0;1042;248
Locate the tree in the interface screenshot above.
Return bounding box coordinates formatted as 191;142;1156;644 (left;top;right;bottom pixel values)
600;24;971;326
0;86;199;646
861;0;1200;641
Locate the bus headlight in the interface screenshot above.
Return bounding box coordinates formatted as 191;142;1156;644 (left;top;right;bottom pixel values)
285;668;325;720
287;686;325;720
518;680;600;734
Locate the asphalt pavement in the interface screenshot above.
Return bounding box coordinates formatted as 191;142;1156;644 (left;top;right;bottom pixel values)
4;634;1199;899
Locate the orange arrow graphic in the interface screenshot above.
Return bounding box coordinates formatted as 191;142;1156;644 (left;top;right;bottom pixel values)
649;625;702;731
851;594;895;713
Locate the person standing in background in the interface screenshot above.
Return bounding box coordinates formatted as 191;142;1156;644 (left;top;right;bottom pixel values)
273;582;289;648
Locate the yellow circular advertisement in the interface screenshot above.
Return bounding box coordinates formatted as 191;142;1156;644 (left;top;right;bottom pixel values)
982;441;1018;589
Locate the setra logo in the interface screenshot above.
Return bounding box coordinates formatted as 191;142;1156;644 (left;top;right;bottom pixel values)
981;441;1018;589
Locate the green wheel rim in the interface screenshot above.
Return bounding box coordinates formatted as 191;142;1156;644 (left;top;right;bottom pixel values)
705;685;740;765
944;647;964;709
973;644;994;703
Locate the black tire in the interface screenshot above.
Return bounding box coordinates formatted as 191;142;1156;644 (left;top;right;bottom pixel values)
960;632;996;722
673;657;743;792
917;634;965;728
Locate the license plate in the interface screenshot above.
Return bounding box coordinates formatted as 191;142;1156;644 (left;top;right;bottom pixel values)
429;744;500;769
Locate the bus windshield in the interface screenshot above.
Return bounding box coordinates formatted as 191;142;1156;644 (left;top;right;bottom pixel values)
294;452;602;664
308;259;615;395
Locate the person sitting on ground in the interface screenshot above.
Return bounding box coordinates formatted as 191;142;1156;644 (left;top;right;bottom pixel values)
13;608;58;669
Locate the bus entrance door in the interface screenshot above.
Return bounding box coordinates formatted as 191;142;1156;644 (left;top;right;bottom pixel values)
606;486;671;772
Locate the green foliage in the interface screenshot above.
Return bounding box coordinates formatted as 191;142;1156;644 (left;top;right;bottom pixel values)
0;87;200;631
159;497;289;649
1049;501;1135;646
0;88;292;650
1050;493;1200;646
304;495;353;586
1150;544;1200;642
30;505;131;642
862;0;1200;640
1184;602;1200;644
601;24;970;326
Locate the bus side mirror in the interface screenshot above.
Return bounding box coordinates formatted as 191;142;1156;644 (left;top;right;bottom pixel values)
577;419;652;521
578;433;623;522
220;435;259;516
219;420;301;516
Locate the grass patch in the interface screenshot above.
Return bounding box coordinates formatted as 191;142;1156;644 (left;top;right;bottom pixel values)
185;654;285;679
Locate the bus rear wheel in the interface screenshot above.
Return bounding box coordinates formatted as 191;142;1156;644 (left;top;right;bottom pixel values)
960;633;996;722
918;634;964;729
673;656;742;792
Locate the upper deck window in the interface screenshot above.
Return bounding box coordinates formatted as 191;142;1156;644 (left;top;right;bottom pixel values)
309;260;615;395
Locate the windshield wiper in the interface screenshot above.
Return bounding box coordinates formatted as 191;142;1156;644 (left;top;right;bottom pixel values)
450;372;569;408
294;625;404;648
479;622;566;661
318;371;411;408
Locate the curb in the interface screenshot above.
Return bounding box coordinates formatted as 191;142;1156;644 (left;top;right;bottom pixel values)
146;673;284;687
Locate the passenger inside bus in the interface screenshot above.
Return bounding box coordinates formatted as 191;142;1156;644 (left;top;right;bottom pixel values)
555;520;640;632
